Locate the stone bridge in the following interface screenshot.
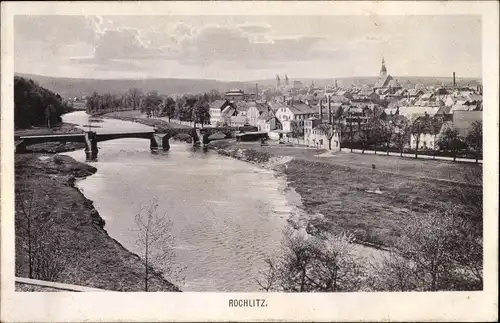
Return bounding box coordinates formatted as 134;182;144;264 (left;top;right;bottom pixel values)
14;127;218;161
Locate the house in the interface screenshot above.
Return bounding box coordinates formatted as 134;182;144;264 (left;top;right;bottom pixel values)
444;95;455;107
233;101;250;118
334;89;353;99
274;100;316;132
407;89;424;98
209;100;231;126
354;89;379;101
247;102;270;127
409;117;450;150
304;117;341;150
229;115;249;127
288;103;317;123
420;92;434;101
257;111;279;132
435;105;452;116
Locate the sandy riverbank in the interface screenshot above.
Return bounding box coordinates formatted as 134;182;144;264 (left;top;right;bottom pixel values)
14;154;180;292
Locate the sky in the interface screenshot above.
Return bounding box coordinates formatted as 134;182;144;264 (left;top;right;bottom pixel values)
14;15;482;81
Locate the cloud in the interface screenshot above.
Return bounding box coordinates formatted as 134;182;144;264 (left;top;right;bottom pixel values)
73;27;178;64
170;21;194;37
353;34;392;45
236;22;272;34
175;24;330;65
72;21;331;69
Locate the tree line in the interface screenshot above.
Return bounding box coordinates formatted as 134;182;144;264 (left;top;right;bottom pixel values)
86;88;223;125
14;76;74;129
313;105;482;162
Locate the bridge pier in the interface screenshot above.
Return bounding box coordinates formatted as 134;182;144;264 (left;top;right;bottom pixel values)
150;131;170;151
84;131;99;161
192;128;210;147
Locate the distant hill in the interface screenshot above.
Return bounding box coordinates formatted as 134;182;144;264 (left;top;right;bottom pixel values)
15;73;481;99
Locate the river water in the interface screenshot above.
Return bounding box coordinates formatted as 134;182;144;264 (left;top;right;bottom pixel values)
61;111;297;291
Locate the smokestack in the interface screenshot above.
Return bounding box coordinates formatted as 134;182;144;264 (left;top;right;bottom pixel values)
335;80;338;88
453;72;456;87
255;83;258;102
327;95;332;124
319;99;323;120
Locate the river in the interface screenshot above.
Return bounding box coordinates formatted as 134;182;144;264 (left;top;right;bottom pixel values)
61;111;298;291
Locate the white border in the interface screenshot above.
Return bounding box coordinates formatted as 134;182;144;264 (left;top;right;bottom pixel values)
1;1;498;322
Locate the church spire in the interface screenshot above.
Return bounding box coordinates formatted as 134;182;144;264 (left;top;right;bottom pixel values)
380;57;387;78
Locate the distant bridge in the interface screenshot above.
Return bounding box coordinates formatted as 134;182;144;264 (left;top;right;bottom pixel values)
14;128;214;161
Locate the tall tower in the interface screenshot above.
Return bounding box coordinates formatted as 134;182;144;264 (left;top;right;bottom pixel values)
285;74;289;86
380;57;387;78
276;74;281;89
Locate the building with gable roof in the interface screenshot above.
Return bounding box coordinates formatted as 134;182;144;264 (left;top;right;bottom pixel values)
209;99;232;126
373;58;402;93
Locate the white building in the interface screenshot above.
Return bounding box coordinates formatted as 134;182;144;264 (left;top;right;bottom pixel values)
257;112;278;132
246;102;269;127
304;117;340;151
274;101;316;132
209;100;231;126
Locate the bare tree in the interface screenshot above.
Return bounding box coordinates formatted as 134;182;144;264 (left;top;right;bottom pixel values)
18;169;64;281
290;120;304;144
392;115;411;157
134;197;182;291
128;88;143;111
368;115;384;154
411;115;431;159
256;227;363;292
162;96;176;122
372;208;482;291
255;258;279;292
194;94;211;128
316;123;337;150
381;118;395;155
466;120;482;163
436;126;466;162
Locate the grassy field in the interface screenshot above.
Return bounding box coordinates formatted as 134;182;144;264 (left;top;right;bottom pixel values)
210;140;483;248
15;154;179;292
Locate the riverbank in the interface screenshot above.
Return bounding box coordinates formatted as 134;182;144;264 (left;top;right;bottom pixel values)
15;154;180;292
207;140;482;249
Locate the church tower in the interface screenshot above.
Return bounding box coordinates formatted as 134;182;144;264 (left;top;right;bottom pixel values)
285;73;289;86
380;57;387;78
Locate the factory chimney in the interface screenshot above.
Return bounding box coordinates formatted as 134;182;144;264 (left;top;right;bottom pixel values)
319;99;324;120
453;72;456;87
327;95;332;124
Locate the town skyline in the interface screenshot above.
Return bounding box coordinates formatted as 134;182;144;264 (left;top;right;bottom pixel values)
15;15;482;81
